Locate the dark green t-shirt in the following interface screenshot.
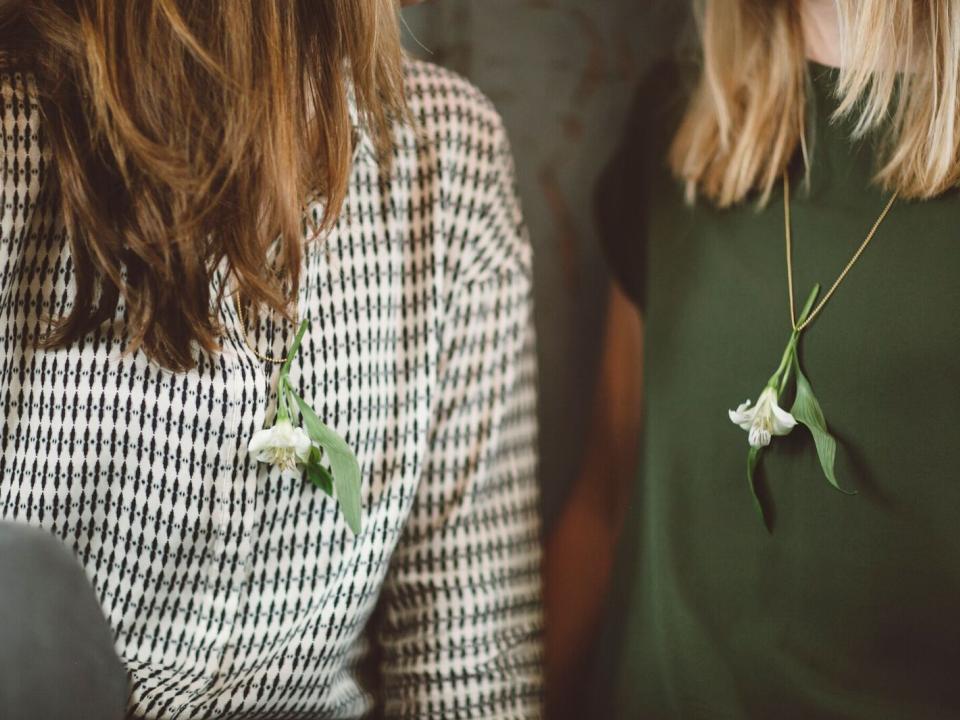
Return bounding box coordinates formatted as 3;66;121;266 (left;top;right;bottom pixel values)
599;61;960;719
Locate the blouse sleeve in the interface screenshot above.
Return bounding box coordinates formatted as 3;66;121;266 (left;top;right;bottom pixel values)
376;114;544;718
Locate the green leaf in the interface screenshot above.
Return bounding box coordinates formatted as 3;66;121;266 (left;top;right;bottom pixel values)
747;446;771;531
790;355;854;495
288;384;363;534
305;447;333;496
796;284;821;327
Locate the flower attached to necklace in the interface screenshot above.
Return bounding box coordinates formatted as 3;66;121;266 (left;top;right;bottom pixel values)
245;318;363;535
248;420;312;475
729;386;797;448
727;285;853;530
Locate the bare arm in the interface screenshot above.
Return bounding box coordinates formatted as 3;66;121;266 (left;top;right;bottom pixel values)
544;283;644;701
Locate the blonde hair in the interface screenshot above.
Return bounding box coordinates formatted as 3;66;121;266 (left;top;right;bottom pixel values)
670;0;960;207
1;0;405;370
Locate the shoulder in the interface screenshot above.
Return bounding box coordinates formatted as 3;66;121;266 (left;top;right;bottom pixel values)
401;58;508;150
595;58;693;308
398;58;530;288
597;58;694;201
620;59;692;174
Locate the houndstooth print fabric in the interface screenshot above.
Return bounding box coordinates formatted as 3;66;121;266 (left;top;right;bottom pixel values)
0;54;543;719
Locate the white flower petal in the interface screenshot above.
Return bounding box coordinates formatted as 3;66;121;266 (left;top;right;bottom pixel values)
732;386;796;447
248;427;275;457
271;420;297;443
292;427;312;462
728;400;757;430
770;403;798;435
749;425;772;448
248;420;312;470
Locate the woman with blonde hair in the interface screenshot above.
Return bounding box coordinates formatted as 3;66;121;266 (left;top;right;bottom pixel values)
548;0;960;716
0;1;542;717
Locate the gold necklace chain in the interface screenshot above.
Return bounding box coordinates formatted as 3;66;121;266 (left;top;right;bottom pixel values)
233;295;297;365
784;172;899;333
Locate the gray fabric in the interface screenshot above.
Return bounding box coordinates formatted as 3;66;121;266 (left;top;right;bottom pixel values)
0;522;127;720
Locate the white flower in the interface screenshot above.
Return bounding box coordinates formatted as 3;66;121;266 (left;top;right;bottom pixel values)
728;386;797;448
248;420;312;473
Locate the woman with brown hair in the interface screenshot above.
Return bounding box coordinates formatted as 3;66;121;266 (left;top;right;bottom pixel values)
0;1;542;717
549;0;960;717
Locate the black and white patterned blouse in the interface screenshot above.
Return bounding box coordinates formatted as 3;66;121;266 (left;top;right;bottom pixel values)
0;54;543;719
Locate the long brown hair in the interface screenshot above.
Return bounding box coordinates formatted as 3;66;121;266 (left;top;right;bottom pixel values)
2;0;405;370
670;0;960;207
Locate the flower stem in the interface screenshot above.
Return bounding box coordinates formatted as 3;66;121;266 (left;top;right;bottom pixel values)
274;320;309;423
280;320;310;378
767;284;822;396
767;330;799;395
276;376;290;422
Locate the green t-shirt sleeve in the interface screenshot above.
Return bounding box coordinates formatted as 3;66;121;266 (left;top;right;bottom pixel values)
595;60;688;310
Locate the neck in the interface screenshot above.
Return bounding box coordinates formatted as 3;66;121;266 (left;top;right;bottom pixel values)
801;0;842;67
